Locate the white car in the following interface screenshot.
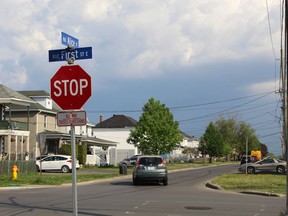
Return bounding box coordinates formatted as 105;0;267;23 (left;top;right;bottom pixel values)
36;155;80;173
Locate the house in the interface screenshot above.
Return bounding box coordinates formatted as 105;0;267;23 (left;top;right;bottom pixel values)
0;84;35;161
93;114;139;163
170;132;200;162
0;85;117;164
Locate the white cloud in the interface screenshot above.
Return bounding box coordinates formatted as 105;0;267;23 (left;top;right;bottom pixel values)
83;0;123;21
247;80;279;94
0;0;281;85
0;60;27;86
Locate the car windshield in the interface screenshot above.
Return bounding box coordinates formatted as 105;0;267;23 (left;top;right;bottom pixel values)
139;157;163;166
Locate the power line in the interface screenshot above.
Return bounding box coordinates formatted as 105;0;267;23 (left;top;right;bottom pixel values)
266;0;277;60
178;91;275;123
86;91;276;114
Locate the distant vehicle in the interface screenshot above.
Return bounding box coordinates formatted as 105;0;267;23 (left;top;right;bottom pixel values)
119;155;141;167
36;155;80;173
238;157;286;174
240;155;258;165
132;155;168;186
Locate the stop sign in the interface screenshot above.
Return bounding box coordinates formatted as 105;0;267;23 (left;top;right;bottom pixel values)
50;65;92;110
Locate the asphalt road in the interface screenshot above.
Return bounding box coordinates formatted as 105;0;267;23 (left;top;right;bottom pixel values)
0;164;285;216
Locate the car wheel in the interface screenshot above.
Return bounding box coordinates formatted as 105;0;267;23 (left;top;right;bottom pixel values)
276;166;285;174
36;165;40;172
61;165;70;173
163;178;168;186
133;177;138;185
247;167;255;174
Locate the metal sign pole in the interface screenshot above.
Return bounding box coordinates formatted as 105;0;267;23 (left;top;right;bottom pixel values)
71;125;78;216
285;0;288;213
245;137;248;175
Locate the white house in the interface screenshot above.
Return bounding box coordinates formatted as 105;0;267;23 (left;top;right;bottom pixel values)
93;115;139;164
170;132;200;162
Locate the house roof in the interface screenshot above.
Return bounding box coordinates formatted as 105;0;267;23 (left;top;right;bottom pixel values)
95;114;138;128
181;132;198;140
41;130;82;139
13;90;62;113
18;90;50;97
0;84;36;106
82;136;117;146
41;130;117;146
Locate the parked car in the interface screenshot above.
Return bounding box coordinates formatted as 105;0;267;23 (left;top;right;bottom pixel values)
240;155;258;165
36;155;80;173
238;157;286;174
132;155;168;186
119;155;141;167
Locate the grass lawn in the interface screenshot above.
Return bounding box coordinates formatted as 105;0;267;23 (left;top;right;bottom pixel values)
0;172;119;187
212;173;286;195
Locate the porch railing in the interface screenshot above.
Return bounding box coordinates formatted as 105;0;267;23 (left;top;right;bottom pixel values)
0;120;28;131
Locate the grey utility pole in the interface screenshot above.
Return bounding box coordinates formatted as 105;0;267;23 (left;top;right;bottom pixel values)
285;0;288;214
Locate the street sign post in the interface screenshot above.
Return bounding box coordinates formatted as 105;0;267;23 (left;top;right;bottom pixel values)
61;32;79;48
50;65;92;110
57;111;86;126
49;32;92;216
48;47;92;62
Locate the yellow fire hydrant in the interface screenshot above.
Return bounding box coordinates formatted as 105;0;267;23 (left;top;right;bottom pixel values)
12;165;19;181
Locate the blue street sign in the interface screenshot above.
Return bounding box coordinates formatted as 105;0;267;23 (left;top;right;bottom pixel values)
48;47;92;62
61;32;79;48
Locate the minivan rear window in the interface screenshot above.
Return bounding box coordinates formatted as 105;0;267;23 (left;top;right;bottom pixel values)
139;157;162;166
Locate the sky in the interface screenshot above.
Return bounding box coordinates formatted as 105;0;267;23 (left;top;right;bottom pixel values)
0;0;284;155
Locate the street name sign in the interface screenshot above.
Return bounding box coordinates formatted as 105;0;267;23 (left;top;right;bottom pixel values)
48;47;92;62
50;65;92;110
61;32;79;48
57;111;86;126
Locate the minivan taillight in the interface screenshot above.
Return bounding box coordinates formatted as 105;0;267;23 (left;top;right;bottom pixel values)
136;159;141;168
161;158;166;167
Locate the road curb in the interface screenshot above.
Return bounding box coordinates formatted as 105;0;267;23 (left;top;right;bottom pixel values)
205;181;284;197
239;191;284;197
205;182;223;190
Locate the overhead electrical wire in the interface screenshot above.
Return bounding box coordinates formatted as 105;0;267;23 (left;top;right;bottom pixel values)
266;0;277;60
178;91;275;123
86;91;276;114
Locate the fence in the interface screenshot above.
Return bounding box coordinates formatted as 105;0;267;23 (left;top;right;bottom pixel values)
0;161;35;175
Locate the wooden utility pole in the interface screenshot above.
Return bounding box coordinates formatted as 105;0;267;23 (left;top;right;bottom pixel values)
284;0;288;213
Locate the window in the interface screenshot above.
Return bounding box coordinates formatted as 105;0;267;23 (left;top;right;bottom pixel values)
44;115;47;128
139;157;162;166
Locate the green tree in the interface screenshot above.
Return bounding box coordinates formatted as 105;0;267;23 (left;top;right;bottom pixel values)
237;121;260;155
127;98;183;155
198;137;208;160
215;117;261;158
201;122;224;162
215;117;239;160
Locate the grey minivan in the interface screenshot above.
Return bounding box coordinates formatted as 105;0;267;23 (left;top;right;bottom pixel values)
132;155;168;186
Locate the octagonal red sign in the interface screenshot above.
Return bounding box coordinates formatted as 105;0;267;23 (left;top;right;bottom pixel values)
50;65;92;110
